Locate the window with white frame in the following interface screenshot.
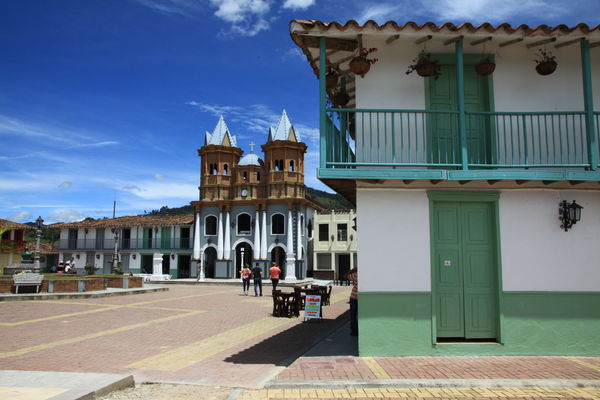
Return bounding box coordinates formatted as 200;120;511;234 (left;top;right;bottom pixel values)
271;213;285;235
237;213;251;235
205;215;217;236
300;214;304;236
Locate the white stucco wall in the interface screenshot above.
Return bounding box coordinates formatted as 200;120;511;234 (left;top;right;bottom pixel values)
359;36;600;111
357;189;431;292
500;190;600;291
357;188;600;293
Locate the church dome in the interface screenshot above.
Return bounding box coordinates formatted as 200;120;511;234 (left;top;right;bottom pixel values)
238;152;264;166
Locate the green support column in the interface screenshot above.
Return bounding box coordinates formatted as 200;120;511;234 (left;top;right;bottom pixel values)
319;37;327;169
340;77;348;162
581;39;597;170
455;39;468;170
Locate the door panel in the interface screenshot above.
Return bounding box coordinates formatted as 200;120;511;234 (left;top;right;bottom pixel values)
161;227;171;249
427;61;492;166
433;200;498;340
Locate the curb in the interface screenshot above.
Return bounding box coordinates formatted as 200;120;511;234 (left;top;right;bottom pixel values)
265;378;600;390
0;286;168;302
90;374;135;399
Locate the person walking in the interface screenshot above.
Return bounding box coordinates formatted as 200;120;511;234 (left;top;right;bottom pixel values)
252;262;263;297
240;264;252;295
346;267;358;336
269;261;281;291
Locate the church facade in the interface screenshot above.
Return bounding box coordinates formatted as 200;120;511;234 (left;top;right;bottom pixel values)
191;111;319;281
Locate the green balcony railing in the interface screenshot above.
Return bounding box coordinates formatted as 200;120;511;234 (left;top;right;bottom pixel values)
323;108;599;173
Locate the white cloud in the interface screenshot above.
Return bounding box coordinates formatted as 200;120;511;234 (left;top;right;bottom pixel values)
131;0;202;16
69;141;119;149
121;181;197;200
282;0;314;10
356;0;568;24
58;181;73;189
49;209;87;223
154;173;166;181
210;0;271;23
4;211;32;223
187;101;281;134
282;47;305;61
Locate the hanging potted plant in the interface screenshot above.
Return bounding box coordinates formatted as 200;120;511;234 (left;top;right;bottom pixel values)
475;56;496;76
325;67;339;90
535;49;557;76
349;47;378;78
331;88;350;107
406;52;441;79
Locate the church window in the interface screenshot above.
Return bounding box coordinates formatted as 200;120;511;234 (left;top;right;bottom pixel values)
307;219;313;238
243;171;248;180
256;171;261;181
205;215;217;236
318;224;329;242
223;164;228;175
237;213;251;235
271;213;285;235
274;160;280;171
300;214;304;236
289;160;294;171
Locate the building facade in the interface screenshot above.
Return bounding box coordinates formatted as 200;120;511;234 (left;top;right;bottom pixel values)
0;218;34;269
191;111;319;280
290;20;600;355
312;210;357;281
52;215;194;277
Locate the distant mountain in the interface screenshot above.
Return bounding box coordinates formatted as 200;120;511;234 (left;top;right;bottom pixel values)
145;186;353;216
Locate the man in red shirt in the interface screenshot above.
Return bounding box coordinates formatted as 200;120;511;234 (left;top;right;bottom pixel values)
269;261;282;291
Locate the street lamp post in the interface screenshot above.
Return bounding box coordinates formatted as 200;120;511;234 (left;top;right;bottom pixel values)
34;216;43;272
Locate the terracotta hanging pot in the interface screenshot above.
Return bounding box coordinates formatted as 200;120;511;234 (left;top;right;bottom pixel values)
536;61;557;76
415;62;439;77
475;61;496;76
349;56;371;77
332;92;350;107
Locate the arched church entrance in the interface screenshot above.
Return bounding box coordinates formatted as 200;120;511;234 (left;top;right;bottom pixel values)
203;247;217;278
271;246;286;277
235;242;253;278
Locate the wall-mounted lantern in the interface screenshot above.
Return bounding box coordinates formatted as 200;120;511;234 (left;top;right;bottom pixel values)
132;254;136;260
171;254;175;260
96;254;100;260
559;200;583;231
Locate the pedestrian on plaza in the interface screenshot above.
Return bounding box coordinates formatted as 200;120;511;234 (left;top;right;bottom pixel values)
269;261;281;291
252;262;263;297
240;263;252;295
346;267;358;336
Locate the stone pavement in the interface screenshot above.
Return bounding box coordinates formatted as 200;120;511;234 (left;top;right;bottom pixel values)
1;283;600;399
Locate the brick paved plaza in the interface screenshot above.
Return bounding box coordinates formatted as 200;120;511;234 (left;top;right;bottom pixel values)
0;284;352;388
2;284;600;400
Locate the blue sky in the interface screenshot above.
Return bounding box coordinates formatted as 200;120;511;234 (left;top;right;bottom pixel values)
1;0;599;223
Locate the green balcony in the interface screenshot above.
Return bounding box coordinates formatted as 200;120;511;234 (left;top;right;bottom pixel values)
320;108;600;182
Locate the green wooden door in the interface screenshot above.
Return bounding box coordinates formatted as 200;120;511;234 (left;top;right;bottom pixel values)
433;201;498;339
143;228;152;249
426;59;493;166
161;227;171;249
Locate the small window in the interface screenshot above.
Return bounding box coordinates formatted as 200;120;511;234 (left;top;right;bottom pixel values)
307;219;313;238
289;160;294;172
223;164;228;175
318;224;329;242
337;224;347;241
256;171;260;181
271;214;285;235
274;160;280;172
243;171;248;180
205;215;217;236
237;213;251;235
300;215;304;236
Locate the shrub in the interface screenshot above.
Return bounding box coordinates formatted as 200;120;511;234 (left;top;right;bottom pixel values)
84;265;98;275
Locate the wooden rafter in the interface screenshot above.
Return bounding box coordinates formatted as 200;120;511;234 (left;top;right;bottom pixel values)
470;36;492;46
297;35;358;52
526;37;557;49
444;35;464;46
415;35;432;45
386;34;400;45
590;41;600;49
332;53;357;67
499;38;523;47
555;37;583;48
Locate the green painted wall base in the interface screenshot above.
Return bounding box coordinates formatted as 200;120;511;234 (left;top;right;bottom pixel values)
359;292;600;356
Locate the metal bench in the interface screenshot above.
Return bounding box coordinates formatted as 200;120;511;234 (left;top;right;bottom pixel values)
13;272;44;294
